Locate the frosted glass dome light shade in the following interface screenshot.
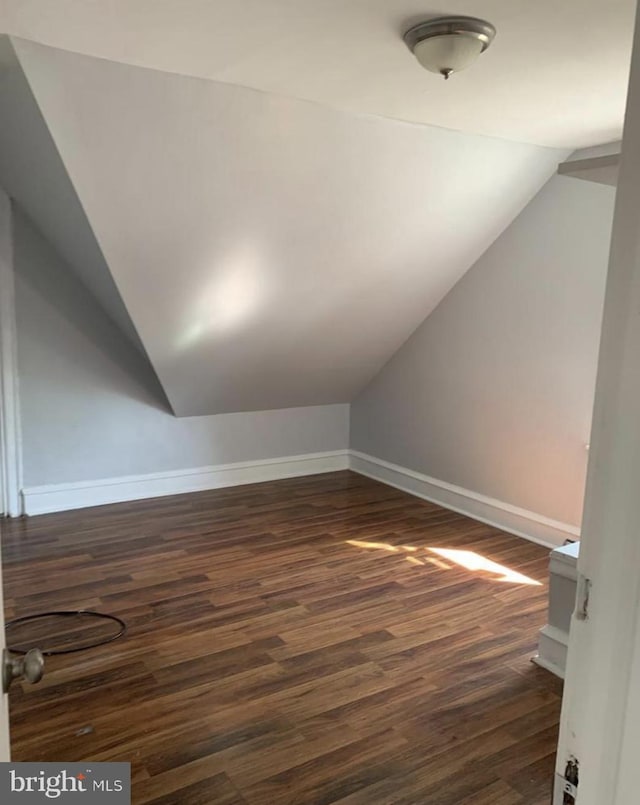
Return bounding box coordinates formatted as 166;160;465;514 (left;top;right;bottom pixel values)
404;17;496;80
414;35;484;76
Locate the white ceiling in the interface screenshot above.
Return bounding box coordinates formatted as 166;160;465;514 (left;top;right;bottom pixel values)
1;0;635;148
12;38;562;415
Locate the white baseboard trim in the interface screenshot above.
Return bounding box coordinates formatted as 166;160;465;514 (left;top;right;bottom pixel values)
22;450;350;516
532;654;566;680
21;447;582;547
533;624;569;679
349;450;580;549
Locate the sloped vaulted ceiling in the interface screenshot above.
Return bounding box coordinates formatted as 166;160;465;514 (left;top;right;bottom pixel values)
1;1;634;416
7;36;567;415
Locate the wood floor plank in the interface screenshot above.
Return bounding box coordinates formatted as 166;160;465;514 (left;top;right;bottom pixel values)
1;471;562;803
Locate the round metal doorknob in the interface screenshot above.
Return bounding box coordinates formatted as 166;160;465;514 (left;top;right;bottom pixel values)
22;649;45;684
2;648;45;693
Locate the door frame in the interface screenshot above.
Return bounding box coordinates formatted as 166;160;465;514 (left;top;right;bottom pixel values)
0;190;22;518
555;2;640;802
0;188;17;758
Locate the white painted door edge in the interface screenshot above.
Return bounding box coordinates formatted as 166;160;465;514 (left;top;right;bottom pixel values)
556;5;640;803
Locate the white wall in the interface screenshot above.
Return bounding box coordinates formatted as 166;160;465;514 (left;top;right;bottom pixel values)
351;175;615;529
13;208;349;492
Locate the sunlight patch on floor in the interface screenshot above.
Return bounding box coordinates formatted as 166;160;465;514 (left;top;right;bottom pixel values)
346;539;402;552
427;548;542;586
425;555;453;570
345;539;541;585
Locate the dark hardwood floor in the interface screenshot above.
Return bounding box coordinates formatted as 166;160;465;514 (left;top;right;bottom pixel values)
1;471;561;804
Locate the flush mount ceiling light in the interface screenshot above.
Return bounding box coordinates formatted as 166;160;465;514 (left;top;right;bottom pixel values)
404;16;496;80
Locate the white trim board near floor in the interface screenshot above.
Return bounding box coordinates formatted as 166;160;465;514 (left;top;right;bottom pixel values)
20;448;581;549
349;450;580;549
533;624;569;680
22;450;350;516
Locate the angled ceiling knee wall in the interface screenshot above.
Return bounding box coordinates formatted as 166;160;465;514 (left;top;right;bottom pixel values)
0;36;147;359
3;36;565;416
